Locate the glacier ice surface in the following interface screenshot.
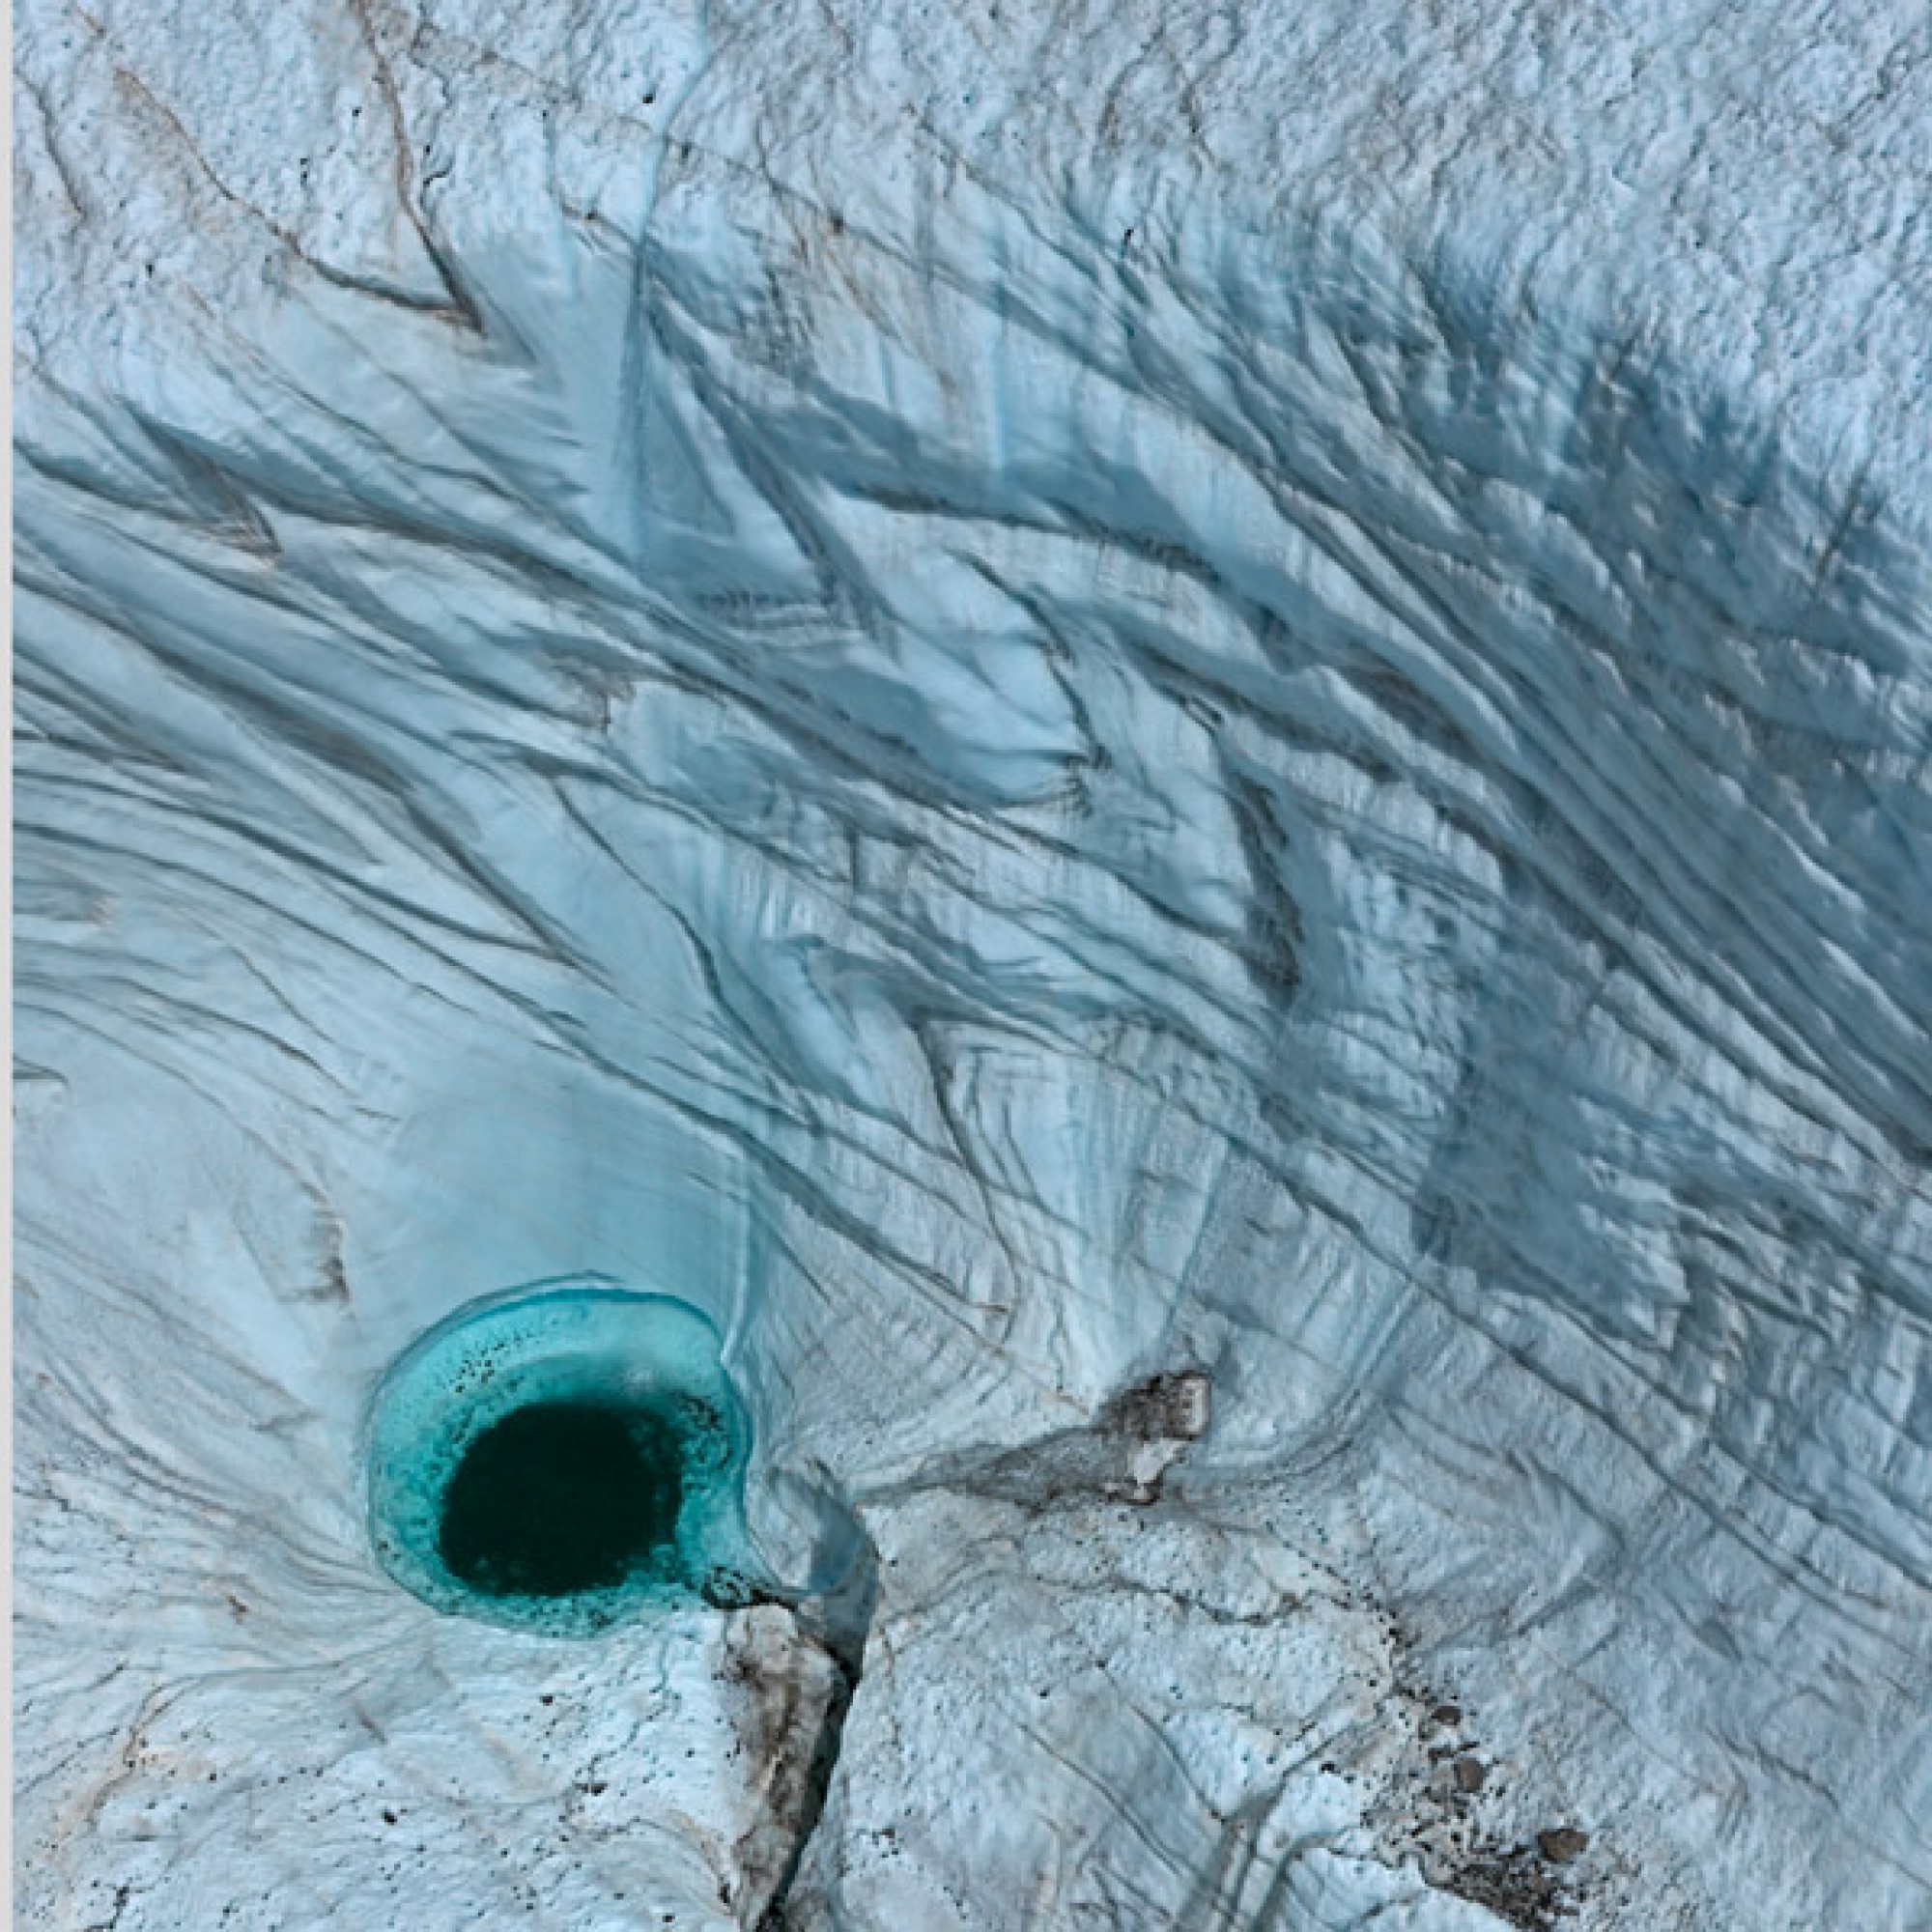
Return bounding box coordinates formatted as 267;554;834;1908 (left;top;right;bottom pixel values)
14;0;1932;1927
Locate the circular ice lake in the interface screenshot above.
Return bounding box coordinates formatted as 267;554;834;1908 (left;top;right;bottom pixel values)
364;1281;757;1635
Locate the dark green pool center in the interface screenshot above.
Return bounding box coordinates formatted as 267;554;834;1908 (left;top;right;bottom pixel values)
436;1399;686;1599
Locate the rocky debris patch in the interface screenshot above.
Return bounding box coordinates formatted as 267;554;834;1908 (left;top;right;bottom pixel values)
882;1366;1216;1514
721;1606;844;1926
1435;1844;1577;1931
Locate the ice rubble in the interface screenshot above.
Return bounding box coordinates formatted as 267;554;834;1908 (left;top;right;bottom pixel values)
14;0;1932;1926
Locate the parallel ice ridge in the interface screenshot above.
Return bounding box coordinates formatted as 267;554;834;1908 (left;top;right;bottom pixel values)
14;2;1932;1927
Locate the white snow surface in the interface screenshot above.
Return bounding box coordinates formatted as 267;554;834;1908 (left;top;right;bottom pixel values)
14;0;1932;1926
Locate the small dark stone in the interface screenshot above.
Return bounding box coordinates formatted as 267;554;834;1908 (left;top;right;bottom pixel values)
1537;1826;1590;1863
1430;1703;1463;1728
1453;1755;1488;1794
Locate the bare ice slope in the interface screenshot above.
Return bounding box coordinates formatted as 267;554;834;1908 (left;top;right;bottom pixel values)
14;1;1932;1927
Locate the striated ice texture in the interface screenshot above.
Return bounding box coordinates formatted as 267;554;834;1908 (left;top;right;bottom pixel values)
13;0;1932;1927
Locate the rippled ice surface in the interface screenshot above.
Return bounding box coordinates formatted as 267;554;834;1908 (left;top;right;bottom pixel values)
14;0;1932;1927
